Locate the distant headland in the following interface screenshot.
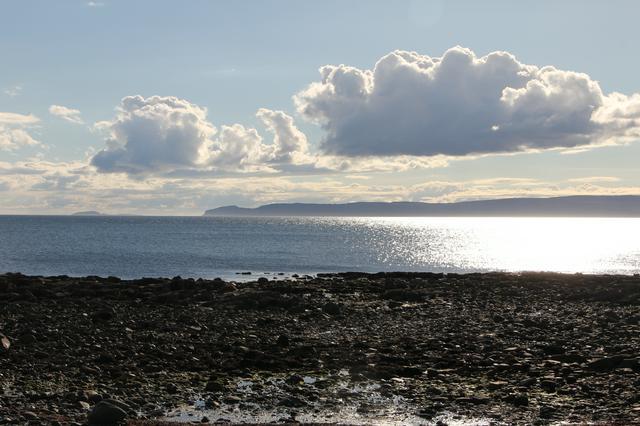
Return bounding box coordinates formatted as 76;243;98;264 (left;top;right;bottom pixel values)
204;195;640;217
71;211;105;216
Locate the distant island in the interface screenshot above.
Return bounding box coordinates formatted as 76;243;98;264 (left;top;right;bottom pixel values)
204;195;640;217
71;211;105;216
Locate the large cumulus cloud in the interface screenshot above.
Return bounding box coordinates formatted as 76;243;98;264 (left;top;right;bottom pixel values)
294;46;640;156
91;96;216;174
91;96;313;175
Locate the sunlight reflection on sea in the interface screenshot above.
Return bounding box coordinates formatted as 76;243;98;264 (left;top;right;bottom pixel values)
0;216;638;278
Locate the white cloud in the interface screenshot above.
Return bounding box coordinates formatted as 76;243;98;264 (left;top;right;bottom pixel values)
2;157;640;215
0;112;41;151
256;108;311;164
406;178;640;203
208;124;265;171
49;105;83;124
0;112;39;125
567;176;621;183
90;96;317;175
49;105;84;124
92;96;216;174
3;85;22;98
295;46;640;157
86;1;104;7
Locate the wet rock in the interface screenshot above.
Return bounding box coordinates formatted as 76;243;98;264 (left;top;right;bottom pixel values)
518;377;537;388
382;289;425;302
223;395;242;404
322;302;342;315
92;309;114;322
276;334;290;347
87;401;127;425
588;356;624;371
505;393;529;406
204;380;227;393
540;379;558;392
1;334;10;350
539;405;557;419
619;358;639;370
278;396;307;408
165;383;179;394
85;390;103;404
286;374;304;385
541;344;564;355
23;411;38;420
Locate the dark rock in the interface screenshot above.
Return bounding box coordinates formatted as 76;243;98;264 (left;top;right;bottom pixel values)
87;401;127;425
85;390;103;404
204;380;227;392
165;383;178;394
518;377;537;388
23;412;38;420
587;356;624;371
541;344;564;355
92;309;115;322
539;405;556;418
618;358;638;370
505;393;529;406
278;396;307;408
286;374;304;385
540;379;558;392
382;289;425;302
276;334;290;347
322;302;342;315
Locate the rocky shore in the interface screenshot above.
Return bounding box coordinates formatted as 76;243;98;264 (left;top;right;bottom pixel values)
1;271;639;425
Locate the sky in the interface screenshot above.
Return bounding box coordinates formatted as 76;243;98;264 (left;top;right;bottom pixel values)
1;0;639;215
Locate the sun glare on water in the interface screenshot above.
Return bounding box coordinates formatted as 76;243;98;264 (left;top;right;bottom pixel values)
357;217;640;275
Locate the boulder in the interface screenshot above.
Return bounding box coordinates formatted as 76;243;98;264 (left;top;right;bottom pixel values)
87;401;126;425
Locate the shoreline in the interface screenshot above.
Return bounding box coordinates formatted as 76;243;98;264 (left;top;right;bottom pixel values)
1;271;639;425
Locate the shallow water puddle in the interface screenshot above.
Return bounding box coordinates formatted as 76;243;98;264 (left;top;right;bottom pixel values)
162;374;492;425
164;406;491;425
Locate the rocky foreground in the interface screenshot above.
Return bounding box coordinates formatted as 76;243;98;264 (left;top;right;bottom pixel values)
1;272;640;425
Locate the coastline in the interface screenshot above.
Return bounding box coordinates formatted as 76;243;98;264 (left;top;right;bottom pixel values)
1;271;639;425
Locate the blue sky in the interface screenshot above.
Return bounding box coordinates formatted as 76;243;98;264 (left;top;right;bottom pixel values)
1;0;639;214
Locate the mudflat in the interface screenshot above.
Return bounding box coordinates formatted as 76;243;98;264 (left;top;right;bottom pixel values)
1;271;639;425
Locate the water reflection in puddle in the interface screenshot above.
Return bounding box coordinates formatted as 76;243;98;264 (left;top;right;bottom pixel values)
163;374;492;425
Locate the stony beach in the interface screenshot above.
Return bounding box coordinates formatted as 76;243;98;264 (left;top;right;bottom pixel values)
1;271;639;425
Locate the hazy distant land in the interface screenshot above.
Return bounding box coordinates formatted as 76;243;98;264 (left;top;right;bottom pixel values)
71;211;105;216
204;195;640;217
70;211;143;217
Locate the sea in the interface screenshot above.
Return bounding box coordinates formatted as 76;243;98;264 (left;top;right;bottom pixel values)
0;215;639;280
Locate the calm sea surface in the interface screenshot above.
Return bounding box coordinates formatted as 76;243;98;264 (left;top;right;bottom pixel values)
0;215;639;279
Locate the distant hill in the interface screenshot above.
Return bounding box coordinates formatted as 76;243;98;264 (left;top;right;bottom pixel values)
204;196;640;217
71;211;105;216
